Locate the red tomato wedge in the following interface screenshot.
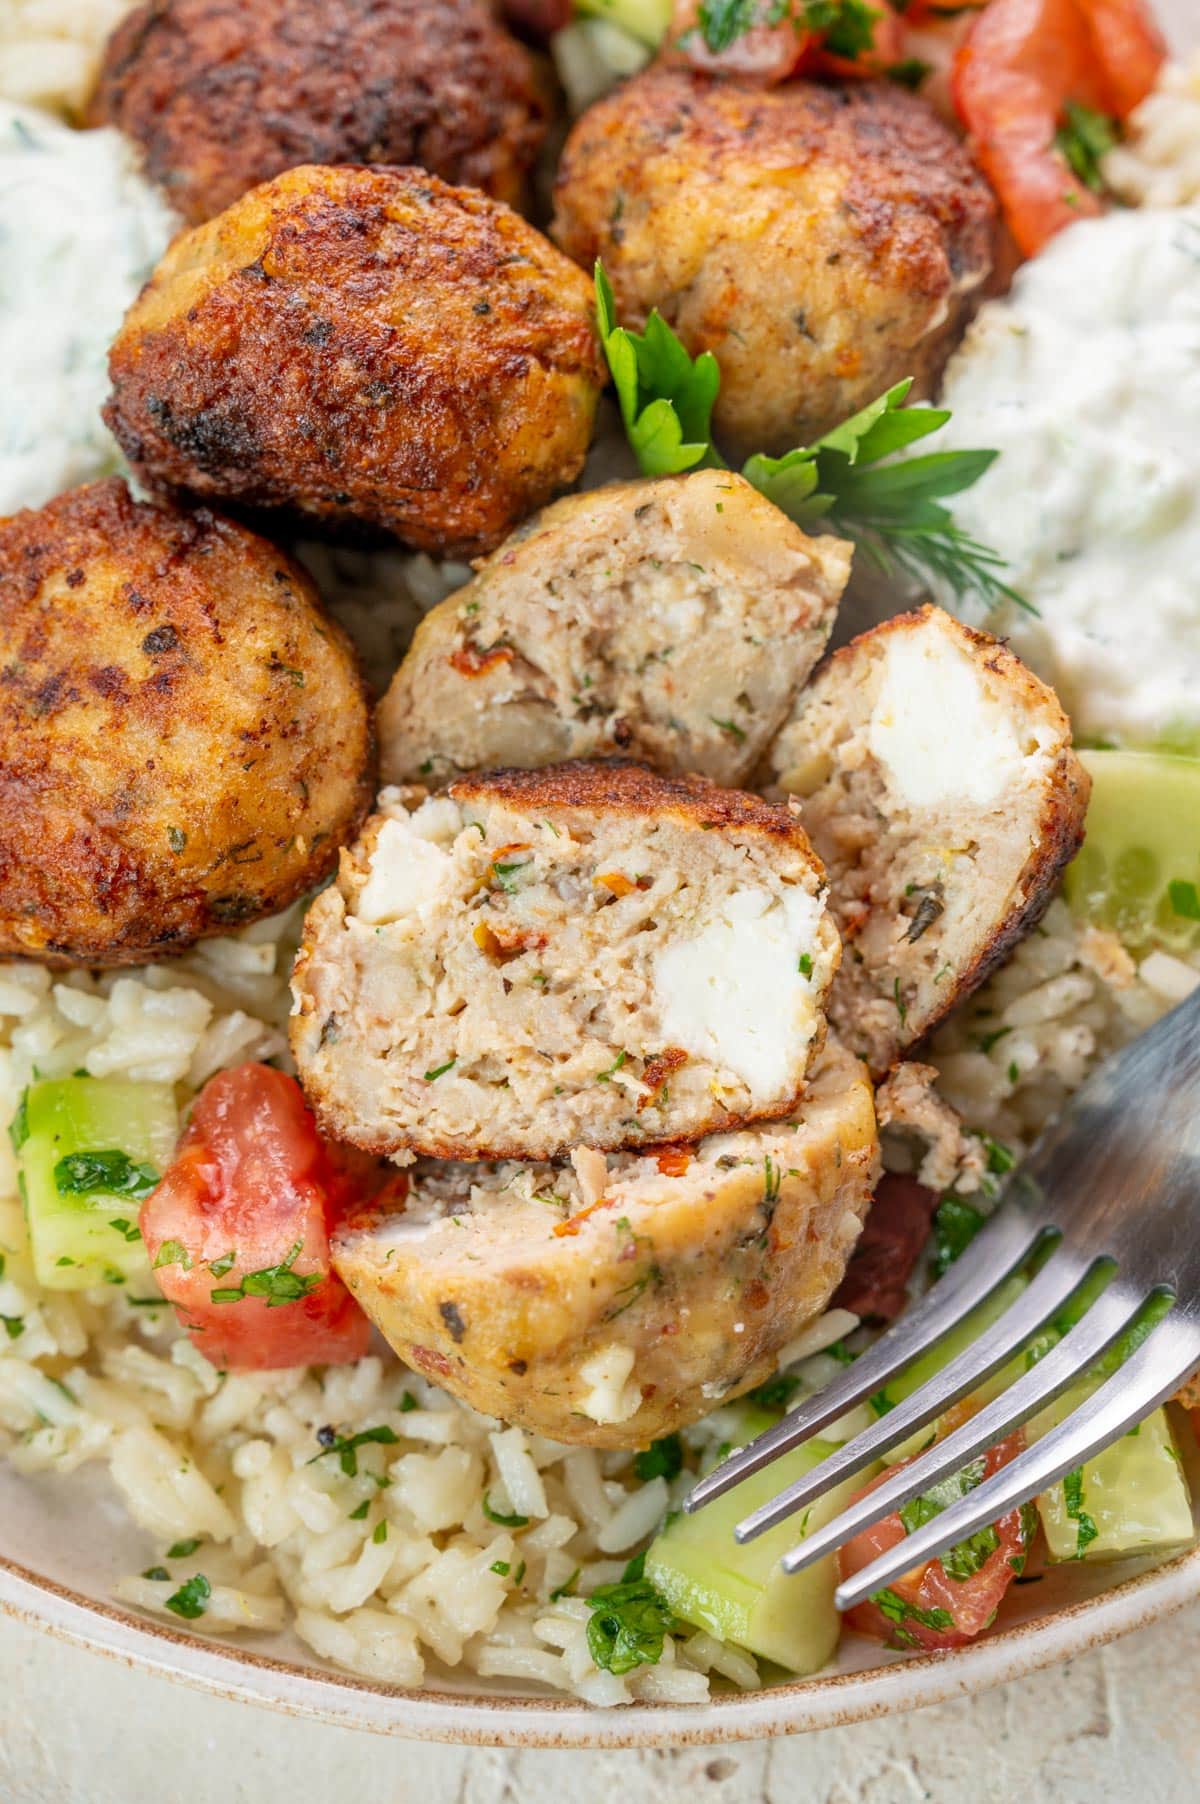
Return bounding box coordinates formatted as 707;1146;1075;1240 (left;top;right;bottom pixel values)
140;1063;371;1370
838;1429;1035;1650
952;0;1165;257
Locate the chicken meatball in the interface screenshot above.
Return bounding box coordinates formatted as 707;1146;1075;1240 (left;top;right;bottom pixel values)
764;606;1090;1074
331;1038;879;1446
0;479;373;965
291;761;840;1160
104;164;605;558
90;0;551;226
378;469;852;790
552;68;998;457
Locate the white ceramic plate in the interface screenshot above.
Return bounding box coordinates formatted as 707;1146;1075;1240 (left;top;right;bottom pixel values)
3;0;1197;1751
1;1434;1199;1747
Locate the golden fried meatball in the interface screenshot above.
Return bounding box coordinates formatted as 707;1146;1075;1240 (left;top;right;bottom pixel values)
552;68;998;457
90;0;552;226
104;164;605;558
0;479;373;966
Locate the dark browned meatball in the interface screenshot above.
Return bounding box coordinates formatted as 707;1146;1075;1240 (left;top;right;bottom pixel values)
90;0;552;224
103;164;606;558
0;479;374;966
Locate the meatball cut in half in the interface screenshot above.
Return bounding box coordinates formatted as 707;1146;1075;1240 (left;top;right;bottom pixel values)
764;606;1091;1076
331;1040;879;1446
0;479;372;966
292;761;841;1160
91;0;550;225
378;470;852;790
553;69;997;457
105;165;605;559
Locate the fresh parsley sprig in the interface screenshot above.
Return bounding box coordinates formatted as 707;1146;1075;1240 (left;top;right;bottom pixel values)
593;266;1031;615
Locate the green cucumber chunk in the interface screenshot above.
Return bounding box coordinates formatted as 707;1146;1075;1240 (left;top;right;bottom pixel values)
572;0;672;48
1065;750;1200;953
1028;1396;1193;1562
646;1434;876;1674
18;1078;178;1290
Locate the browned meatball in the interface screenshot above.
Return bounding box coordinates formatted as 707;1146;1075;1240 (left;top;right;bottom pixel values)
90;0;552;225
552;68;998;457
104;164;606;558
0;479;373;966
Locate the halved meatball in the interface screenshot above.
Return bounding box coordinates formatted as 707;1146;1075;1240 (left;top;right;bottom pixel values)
104;164;605;558
377;469;852;790
331;1038;879;1446
90;0;551;226
291;761;840;1160
764;606;1091;1074
0;479;372;965
552;68;997;457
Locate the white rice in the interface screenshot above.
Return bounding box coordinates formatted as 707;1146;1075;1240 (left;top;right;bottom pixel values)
0;0;135;119
1105;55;1200;208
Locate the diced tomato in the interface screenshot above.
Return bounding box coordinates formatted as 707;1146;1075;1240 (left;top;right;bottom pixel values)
666;0;900;85
140;1063;372;1371
838;1429;1035;1650
952;0;1166;258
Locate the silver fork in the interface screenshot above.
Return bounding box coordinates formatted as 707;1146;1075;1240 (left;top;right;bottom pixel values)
684;986;1200;1614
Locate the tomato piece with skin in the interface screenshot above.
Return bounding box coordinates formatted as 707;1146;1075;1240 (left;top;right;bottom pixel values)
838;1430;1034;1651
666;0;900;84
140;1063;372;1370
952;0;1164;258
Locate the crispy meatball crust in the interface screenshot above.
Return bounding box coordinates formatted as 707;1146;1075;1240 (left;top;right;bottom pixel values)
552;68;998;456
104;164;605;559
90;0;552;226
331;1039;880;1447
0;479;373;966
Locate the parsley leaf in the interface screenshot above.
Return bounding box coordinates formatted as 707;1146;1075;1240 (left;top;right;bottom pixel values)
54;1150;160;1201
210;1239;322;1308
153;1239;193;1272
482;1493;530;1528
633;1433;683;1482
164;1573;211;1620
931;1194;985;1277
1055;101;1118;194
1063;1466;1099;1557
586;1573;677;1675
307;1425;400;1478
8;1091;28;1155
803;0;879;58
166;1537;202;1560
871;1587;954;1632
595;264;722;478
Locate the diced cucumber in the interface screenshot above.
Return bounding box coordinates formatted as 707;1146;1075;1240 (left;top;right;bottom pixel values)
17;1078;178;1290
877;1273;1029;1465
573;0;672;48
1065;750;1200;953
1028;1394;1194;1562
646;1436;875;1674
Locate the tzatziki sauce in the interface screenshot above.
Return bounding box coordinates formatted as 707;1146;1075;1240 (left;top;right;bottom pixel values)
930;204;1200;750
0;103;176;515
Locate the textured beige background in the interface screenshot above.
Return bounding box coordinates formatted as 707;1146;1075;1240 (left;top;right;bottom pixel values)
1;1601;1199;1801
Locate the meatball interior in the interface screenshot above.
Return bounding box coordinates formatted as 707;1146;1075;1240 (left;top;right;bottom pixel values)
105;164;605;558
332;1039;879;1447
291;761;840;1160
553;68;998;456
0;479;373;965
765;606;1091;1074
378;469;852;791
91;0;551;225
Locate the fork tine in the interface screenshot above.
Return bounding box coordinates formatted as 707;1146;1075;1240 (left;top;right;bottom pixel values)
832;1305;1200;1611
685;1205;1042;1515
779;1282;1141;1576
733;1248;1096;1544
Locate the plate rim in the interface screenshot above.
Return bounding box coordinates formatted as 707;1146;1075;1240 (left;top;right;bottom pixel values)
1;1538;1198;1746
